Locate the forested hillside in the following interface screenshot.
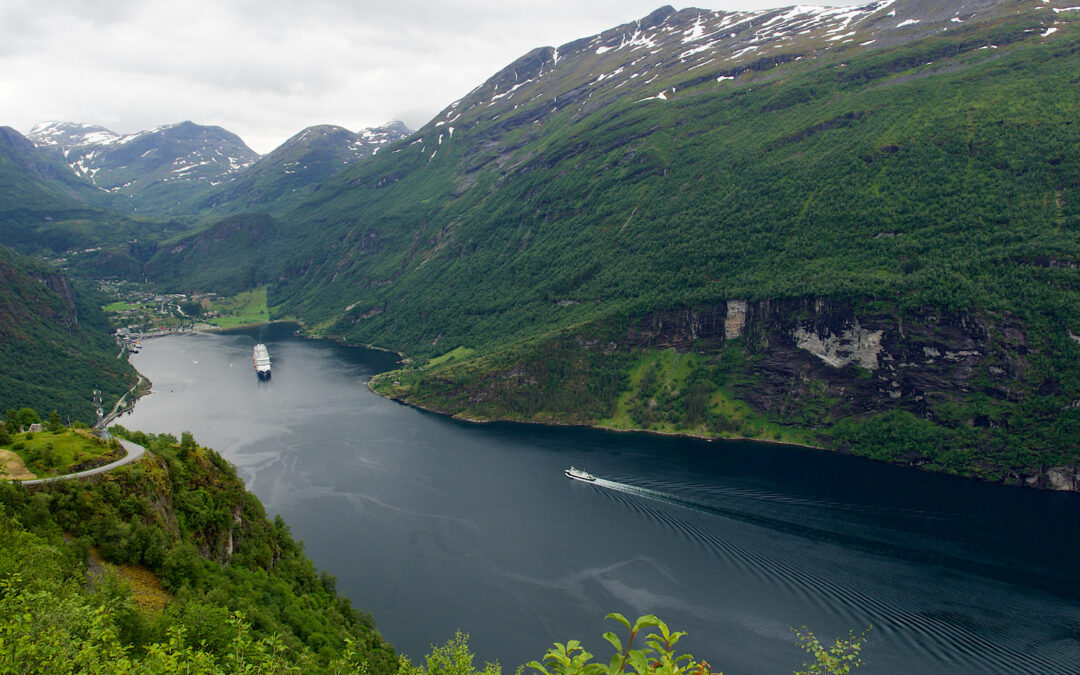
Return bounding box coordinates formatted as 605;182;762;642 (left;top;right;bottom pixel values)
0;127;185;257
0;428;395;673
0;245;137;421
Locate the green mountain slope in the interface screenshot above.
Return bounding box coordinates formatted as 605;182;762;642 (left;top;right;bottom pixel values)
273;2;1077;343
0;244;138;421
0;126;112;208
143;212;284;294
202;122;411;217
0;126;187;257
146;1;1080;486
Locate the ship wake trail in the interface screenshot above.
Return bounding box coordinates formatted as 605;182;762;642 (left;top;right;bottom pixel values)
581;476;1071;674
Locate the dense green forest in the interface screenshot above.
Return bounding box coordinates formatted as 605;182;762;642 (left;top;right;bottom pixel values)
339;17;1079;486
2;5;1078;488
270;14;1080;355
0;245;138;421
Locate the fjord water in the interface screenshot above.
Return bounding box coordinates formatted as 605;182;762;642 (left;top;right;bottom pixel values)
125;324;1080;674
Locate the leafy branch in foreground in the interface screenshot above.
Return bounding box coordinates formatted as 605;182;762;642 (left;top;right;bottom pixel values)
519;614;872;675
792;626;872;675
526;613;710;675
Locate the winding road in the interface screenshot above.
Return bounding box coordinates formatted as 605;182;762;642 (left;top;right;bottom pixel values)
20;438;146;486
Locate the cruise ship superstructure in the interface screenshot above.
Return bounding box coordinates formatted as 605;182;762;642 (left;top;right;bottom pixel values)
253;343;271;380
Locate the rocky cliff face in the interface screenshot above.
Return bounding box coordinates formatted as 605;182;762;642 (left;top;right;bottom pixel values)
628;297;1031;425
624;297;1080;490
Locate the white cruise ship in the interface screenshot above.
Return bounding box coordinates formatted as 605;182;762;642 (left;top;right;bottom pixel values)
253;343;271;380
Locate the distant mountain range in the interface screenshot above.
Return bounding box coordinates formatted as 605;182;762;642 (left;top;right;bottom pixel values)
22;119;411;217
28;121;258;216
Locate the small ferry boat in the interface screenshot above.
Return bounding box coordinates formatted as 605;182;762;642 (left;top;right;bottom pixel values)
564;467;596;482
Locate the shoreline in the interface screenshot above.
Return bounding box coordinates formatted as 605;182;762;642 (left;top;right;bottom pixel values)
364;377;824;452
364;379;1080;493
124;322;1080;493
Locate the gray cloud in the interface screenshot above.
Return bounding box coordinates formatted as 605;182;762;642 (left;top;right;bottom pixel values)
2;0;858;153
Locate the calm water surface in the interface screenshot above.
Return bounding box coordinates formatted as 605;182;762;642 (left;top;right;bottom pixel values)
125;324;1080;673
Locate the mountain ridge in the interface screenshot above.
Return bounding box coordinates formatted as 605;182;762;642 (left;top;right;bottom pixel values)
26;119;412;219
28;120;260;217
201;121;411;215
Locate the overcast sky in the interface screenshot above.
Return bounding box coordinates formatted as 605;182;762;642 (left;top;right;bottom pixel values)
2;0;856;154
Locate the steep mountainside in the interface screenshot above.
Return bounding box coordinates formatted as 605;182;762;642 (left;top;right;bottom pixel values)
143;212;284;294
261;0;1077;338
29;121;259;217
0;126;186;258
0;244;137;420
109;0;1080;486
0;126;111;207
202;121;411;215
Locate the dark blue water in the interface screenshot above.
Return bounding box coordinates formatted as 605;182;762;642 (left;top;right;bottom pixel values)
125;323;1080;674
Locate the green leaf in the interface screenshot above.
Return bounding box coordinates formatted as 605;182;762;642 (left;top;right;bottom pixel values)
606;653;624;675
631;615;661;634
526;660;550;674
606;613;632;631
602;631;623;655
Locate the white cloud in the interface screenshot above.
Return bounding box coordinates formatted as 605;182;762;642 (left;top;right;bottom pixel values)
2;0;858;153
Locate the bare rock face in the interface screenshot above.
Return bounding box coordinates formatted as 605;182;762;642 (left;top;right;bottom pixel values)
1046;466;1080;491
793;322;884;370
725;300;747;339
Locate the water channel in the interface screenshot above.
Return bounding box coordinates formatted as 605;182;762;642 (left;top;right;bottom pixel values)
123;323;1080;673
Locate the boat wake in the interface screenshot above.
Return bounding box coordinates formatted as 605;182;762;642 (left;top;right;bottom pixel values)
572;474;1075;674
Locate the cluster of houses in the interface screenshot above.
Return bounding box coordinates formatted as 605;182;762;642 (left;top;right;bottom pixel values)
101;282;221;338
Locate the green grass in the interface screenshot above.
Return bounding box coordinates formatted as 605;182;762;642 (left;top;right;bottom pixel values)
599;348;815;445
601;349;700;428
102;301;139;312
4;428;115;478
425;346;476;368
206;286;270;328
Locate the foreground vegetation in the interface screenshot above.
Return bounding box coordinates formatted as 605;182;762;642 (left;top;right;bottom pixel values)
0;425;395;673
